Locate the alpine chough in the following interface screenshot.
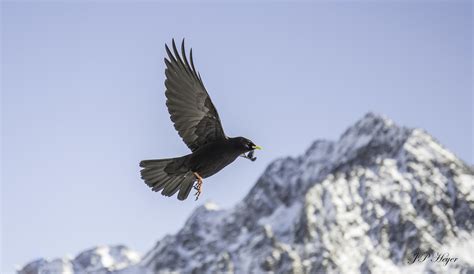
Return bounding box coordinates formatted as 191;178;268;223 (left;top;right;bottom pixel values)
140;39;261;201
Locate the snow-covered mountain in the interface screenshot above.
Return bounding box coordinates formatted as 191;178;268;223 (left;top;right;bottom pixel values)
18;245;140;274
19;113;474;274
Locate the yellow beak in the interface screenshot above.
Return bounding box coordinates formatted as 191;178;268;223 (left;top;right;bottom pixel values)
253;145;262;150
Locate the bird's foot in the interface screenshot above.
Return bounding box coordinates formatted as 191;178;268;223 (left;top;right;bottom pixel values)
193;172;203;201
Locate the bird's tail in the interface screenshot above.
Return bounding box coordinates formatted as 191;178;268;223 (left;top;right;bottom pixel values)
139;157;195;200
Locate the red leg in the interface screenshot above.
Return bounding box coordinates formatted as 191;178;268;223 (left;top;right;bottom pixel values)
193;172;203;200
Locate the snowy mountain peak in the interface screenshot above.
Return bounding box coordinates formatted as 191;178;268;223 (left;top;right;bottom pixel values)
334;113;410;166
136;113;472;273
267;113;409;176
342;112;395;134
18;245;141;274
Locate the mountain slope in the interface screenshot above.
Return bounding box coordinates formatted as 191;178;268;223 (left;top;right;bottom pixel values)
19;113;474;274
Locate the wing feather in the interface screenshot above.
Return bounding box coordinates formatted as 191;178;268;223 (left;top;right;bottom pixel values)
164;39;226;151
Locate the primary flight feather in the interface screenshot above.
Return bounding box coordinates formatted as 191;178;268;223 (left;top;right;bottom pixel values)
140;39;261;201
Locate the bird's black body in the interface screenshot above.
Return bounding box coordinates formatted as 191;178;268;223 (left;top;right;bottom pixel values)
188;137;252;178
140;40;260;201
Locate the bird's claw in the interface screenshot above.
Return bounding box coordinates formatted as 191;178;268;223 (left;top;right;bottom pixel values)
194;183;202;200
194;189;201;200
193;172;203;201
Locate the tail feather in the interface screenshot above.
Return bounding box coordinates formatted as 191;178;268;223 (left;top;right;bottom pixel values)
141;168;165;177
143;172;166;186
139;157;196;200
150;175;171;192
178;177;195;200
162;176;182;197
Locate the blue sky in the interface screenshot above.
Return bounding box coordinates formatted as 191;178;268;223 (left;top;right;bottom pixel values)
1;1;472;273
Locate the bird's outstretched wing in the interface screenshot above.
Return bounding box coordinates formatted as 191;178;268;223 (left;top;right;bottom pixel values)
164;39;226;152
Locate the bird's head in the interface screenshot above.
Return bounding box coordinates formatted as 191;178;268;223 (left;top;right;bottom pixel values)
233;137;262;152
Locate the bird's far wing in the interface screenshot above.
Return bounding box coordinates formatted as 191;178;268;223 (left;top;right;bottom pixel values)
164;39;226;152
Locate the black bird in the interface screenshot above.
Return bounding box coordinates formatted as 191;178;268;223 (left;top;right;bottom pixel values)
140;39;261;201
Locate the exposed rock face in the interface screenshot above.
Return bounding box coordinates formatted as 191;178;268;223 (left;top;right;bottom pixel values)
19;113;474;274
